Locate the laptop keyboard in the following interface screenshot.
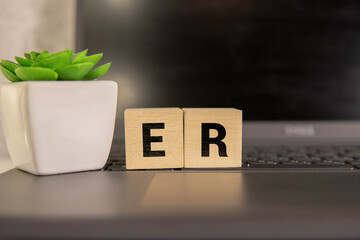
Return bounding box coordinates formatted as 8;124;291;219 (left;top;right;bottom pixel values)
242;145;360;169
104;145;360;171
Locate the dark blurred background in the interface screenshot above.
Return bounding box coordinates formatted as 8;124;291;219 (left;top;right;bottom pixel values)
78;0;360;138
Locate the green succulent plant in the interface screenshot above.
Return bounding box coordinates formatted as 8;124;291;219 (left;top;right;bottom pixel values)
0;49;111;82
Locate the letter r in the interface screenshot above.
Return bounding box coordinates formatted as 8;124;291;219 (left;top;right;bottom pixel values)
201;123;228;157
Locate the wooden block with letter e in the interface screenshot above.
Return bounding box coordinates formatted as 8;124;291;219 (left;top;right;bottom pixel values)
125;108;184;169
183;108;242;168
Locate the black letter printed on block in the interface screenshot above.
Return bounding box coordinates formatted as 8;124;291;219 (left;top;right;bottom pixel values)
201;123;228;157
143;123;166;157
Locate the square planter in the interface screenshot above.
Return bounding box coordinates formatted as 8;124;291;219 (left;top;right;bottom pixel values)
0;80;117;175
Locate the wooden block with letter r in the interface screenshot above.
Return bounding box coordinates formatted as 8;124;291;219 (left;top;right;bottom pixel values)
183;108;242;168
125;108;184;169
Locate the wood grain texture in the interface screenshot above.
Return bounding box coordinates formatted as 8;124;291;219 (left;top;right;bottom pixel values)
125;108;183;169
183;108;242;168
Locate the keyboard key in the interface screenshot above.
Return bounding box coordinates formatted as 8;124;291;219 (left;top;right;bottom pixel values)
353;163;360;169
281;153;308;158
328;157;354;161
280;161;322;168
245;161;280;168
259;153;278;158
313;160;346;165
312;160;352;168
280;160;312;165
317;152;338;157
242;157;259;162
292;157;321;161
345;160;360;165
344;152;360;158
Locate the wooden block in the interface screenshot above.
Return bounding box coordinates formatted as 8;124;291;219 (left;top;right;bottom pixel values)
183;108;242;168
125;108;183;169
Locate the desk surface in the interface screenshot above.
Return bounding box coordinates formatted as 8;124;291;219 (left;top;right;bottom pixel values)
0;169;360;239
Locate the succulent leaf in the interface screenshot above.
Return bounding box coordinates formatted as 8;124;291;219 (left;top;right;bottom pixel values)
64;49;74;59
72;49;88;63
0;64;21;82
56;62;94;80
77;53;103;65
24;53;31;60
30;51;40;61
36;52;51;62
32;51;71;70
0;60;19;74
82;62;111;80
15;57;33;67
15;67;58;81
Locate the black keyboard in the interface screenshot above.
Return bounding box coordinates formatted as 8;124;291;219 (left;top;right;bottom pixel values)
242;145;360;169
105;150;126;171
104;145;360;171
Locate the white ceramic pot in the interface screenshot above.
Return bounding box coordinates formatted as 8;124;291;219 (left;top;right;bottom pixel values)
0;80;118;175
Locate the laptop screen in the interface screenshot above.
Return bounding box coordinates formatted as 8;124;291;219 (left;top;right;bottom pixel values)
79;0;360;122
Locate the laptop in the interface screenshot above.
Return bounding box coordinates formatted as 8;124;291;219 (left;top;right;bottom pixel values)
1;0;360;239
89;0;360;171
